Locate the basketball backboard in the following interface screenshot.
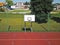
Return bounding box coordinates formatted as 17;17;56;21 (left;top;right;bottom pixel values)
24;15;35;22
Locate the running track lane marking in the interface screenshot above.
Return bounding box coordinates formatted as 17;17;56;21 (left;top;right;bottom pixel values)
0;39;60;40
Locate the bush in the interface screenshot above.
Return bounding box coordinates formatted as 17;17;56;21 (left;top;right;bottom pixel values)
0;7;5;12
35;13;48;23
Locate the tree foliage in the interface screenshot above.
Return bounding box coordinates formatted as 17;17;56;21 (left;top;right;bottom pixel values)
24;1;30;5
30;0;53;23
6;0;13;6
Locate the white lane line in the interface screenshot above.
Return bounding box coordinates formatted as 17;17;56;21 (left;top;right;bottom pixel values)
0;39;60;40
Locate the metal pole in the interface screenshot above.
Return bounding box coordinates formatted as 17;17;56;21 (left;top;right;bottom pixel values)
31;22;33;32
24;22;26;32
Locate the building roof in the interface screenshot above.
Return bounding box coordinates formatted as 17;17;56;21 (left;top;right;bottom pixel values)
53;3;60;8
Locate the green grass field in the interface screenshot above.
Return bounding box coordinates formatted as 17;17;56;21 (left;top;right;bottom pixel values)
0;12;60;32
9;9;31;13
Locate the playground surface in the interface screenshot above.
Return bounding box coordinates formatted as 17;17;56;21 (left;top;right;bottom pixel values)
0;32;60;45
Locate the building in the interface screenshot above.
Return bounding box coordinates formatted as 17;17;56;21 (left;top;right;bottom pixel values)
56;5;60;10
15;2;24;9
53;3;60;10
11;2;29;10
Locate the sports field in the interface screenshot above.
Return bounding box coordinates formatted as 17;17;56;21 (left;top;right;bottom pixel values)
0;10;60;32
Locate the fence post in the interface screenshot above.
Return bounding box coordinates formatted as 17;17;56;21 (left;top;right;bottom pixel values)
8;25;10;31
48;12;50;31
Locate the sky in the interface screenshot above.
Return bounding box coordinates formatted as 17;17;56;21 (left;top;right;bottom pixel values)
53;0;60;3
0;0;60;3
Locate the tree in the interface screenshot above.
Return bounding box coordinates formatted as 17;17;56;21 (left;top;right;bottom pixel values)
24;1;30;5
30;0;53;23
6;0;13;7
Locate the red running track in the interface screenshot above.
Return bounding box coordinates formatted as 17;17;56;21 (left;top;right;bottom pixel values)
0;32;60;45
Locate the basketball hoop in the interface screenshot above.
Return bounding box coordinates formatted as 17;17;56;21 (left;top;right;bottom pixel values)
24;15;35;32
27;17;32;22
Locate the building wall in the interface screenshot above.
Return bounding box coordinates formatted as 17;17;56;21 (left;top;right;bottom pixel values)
57;5;60;10
16;2;24;8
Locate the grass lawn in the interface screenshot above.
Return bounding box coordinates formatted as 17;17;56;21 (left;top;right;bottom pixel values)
51;10;60;17
9;9;31;12
0;12;60;32
51;13;60;17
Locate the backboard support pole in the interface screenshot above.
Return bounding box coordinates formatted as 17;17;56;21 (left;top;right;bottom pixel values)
24;22;26;32
31;22;33;32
